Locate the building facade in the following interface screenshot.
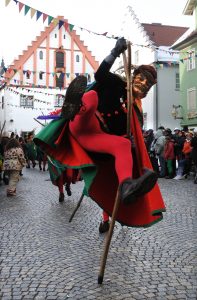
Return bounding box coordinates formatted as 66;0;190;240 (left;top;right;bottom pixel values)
0;16;99;136
172;0;197;130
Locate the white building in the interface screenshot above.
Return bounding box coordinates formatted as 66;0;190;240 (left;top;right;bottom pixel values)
0;16;99;136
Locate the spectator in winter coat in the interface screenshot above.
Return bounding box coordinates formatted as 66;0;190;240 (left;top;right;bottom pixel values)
182;132;193;177
153;128;166;177
164;136;175;179
191;130;197;184
25;133;37;168
3;138;26;196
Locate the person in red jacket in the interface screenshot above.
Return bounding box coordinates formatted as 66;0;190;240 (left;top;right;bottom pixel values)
164;136;175;179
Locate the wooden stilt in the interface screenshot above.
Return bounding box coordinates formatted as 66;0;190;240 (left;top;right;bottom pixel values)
69;192;84;223
98;188;121;284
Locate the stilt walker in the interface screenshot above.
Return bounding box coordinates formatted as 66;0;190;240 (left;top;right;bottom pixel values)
34;37;166;284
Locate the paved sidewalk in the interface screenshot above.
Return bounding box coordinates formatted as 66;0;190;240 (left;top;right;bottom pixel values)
0;167;197;300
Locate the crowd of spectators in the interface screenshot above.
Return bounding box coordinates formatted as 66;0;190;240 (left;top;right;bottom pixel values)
143;126;197;184
0;131;47;196
1;126;197;198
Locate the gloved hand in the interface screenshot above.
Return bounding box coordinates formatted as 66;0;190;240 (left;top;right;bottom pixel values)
111;37;127;58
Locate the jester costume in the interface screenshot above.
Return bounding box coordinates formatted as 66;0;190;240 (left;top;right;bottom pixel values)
34;38;166;227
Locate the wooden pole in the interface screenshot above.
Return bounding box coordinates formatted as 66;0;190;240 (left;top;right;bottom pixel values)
98;188;121;284
69;193;84;222
98;42;133;284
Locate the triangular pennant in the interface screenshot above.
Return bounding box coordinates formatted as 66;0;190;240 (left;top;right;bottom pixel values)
56;73;61;78
18;2;24;12
59;20;64;29
69;24;74;32
24;5;30;16
5;0;11;6
64;22;69;31
43;13;47;23
48;16;53;25
36;10;42;21
53;18;59;27
13;0;18;4
30;8;36;18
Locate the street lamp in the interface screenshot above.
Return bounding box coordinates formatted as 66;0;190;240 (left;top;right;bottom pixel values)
171;104;183;119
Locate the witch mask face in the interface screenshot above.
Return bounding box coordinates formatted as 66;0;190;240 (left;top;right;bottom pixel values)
132;73;151;98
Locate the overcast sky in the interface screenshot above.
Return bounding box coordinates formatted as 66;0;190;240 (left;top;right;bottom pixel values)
0;0;193;66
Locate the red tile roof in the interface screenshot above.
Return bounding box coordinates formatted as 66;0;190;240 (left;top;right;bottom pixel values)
142;23;188;47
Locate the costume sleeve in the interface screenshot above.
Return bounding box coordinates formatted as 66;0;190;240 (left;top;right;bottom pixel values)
95;60;125;88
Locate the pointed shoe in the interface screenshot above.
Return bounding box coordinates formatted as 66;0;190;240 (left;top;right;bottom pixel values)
120;168;158;205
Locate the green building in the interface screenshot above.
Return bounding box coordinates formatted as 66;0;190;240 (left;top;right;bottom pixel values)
172;0;197;130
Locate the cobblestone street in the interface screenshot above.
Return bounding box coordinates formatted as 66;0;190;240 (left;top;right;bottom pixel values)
0;167;197;300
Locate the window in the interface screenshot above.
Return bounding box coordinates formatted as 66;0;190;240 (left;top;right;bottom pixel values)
87;74;91;82
2;96;4;109
55;33;57;38
39;72;44;80
26;72;30;79
143;112;147;130
39;51;43;60
175;73;180;90
63;34;66;39
134;50;139;65
54;94;64;107
76;54;80;63
56;75;64;89
20;95;34;108
187;49;196;71
187;88;196;111
56;51;64;68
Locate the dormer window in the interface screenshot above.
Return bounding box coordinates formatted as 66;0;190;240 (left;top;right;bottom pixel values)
76;54;80;62
39;51;43;60
39;72;44;80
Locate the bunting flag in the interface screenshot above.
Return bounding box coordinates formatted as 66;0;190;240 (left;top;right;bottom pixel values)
18;2;24;12
48;16;53;25
36;10;42;21
3;0;197;57
24;5;30;16
59;20;64;30
43;13;47;23
5;0;11;6
30;8;36;18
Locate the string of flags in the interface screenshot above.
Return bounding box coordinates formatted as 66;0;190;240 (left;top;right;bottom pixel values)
6;85;64;97
6;86;52;105
3;0;197;57
6;102;53;111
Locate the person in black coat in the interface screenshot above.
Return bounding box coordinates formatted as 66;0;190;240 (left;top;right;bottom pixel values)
91;37;157;136
191;131;197;184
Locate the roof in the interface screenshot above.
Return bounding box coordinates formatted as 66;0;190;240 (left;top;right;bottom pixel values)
142;23;188;47
183;0;196;15
172;29;197;49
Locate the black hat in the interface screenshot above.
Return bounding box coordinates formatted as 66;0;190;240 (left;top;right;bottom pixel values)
61;75;87;120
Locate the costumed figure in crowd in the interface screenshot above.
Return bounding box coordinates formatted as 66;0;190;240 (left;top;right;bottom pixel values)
34;38;165;229
3;138;26;196
36;110;79;203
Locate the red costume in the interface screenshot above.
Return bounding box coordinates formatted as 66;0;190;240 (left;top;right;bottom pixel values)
69;90;133;184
